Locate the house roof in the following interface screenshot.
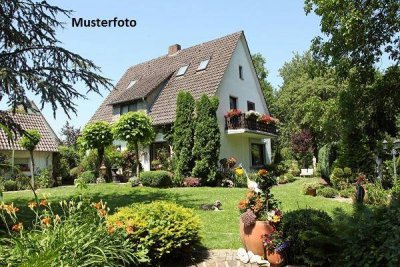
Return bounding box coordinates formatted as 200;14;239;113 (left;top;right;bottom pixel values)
90;31;243;125
0;112;59;152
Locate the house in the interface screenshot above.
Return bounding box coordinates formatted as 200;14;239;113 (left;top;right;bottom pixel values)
90;31;277;171
0;103;59;177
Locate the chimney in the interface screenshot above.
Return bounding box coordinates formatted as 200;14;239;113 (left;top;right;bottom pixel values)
168;44;181;55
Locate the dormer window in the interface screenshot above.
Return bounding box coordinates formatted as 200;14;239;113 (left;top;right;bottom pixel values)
197;59;210;71
176;65;189;76
127;80;137;89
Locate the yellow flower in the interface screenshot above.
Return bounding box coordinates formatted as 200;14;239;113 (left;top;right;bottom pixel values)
272;215;281;223
12;222;23;232
235;168;244;176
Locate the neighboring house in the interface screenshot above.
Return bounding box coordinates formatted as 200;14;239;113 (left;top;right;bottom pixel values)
90;31;277;171
0;103;59;177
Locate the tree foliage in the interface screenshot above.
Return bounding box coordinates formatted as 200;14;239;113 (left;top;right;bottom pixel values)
305;0;400;82
19;130;41;152
0;0;111;137
112;111;155;178
275;52;343;155
60;121;81;147
252;53;276;114
192;94;220;184
172;91;195;181
80;121;113;170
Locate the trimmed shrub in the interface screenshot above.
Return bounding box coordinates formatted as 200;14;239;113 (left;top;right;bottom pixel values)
4;180;18;191
282;209;337;266
330;167;352;189
140;171;173;187
287;160;300;176
78;171;96;184
15;173;30;190
107;201;201;265
317;187;338;198
302;182;322;195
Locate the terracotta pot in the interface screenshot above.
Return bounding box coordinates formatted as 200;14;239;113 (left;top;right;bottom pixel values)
266;250;284;267
239;220;274;257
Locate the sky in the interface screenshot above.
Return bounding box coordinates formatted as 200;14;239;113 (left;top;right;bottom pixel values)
6;0;323;137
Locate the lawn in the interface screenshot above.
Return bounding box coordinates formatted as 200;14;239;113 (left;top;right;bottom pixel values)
2;178;351;249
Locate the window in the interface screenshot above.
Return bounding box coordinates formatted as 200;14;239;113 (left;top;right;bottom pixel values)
197;59;210;71
127;80;137;89
120;102;138;115
15;158;30;172
239;65;243;79
229;96;238;110
176;65;189;76
251;143;265;166
247;101;255;111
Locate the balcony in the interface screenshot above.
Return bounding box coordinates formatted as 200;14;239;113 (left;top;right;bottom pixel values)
224;114;277;137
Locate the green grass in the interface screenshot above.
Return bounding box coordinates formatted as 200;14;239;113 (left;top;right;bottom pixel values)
2;178;351;249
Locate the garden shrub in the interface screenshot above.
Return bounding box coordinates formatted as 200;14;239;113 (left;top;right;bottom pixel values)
172;91;195;182
0;199;147;266
78;170;96;183
335;205;400;267
15;173;30;190
318;143;337;180
287;160;300;176
365;182;390;206
339;187;355;198
36;168;53;188
192;95;220;185
3;180;17;191
107;201;201;265
140;171;173;187
282;209;338;266
302;182;322;195
317;187;338;198
69;166;82;180
277;173;296;184
330;167;352;189
233;172;247;187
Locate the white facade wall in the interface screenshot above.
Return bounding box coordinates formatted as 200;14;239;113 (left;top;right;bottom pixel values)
0;150;53;177
216;37;272;170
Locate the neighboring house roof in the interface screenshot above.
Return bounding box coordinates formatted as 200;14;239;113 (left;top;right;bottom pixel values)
0;112;59;152
90;31;243;125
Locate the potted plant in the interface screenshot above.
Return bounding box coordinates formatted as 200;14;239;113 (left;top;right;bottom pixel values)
225;109;242;128
302;182;321;196
237;168;283;261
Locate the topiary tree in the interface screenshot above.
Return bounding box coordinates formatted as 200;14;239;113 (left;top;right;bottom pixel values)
19;129;41;189
172;91;195;182
112;111;155;179
80;121;113;174
192;94;220;184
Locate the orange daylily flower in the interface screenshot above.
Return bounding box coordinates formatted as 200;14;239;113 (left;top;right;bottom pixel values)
125;225;135;234
28;201;37;209
98;209;107;217
55;214;61;222
41;217;51;226
4;204;19;214
107;226;115;234
12;222;23;232
258;169;268;176
39;199;47;207
115;220;124;228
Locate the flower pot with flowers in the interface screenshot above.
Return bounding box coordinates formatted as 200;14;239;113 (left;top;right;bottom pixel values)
236;167;288;265
225;109;242;128
257;114;279;125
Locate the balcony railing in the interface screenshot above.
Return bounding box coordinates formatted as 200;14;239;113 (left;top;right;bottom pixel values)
224;114;277;135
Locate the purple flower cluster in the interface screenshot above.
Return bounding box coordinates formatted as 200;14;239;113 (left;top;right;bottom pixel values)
275;241;290;252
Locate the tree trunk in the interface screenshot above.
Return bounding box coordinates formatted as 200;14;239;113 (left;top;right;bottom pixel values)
135;142;140;179
29;150;35;188
98;147;105;175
